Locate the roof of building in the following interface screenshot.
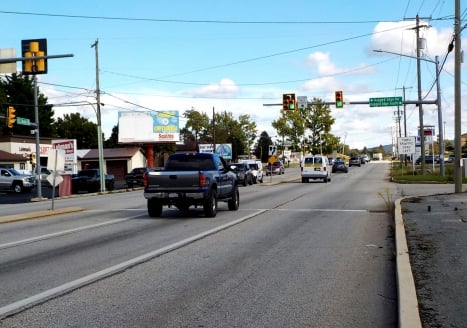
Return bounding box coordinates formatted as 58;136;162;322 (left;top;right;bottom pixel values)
78;147;143;160
0;150;27;161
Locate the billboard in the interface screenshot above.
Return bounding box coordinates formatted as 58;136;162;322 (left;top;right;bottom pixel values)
52;139;77;174
118;111;180;143
199;143;232;160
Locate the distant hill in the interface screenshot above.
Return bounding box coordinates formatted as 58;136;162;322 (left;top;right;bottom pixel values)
368;144;392;153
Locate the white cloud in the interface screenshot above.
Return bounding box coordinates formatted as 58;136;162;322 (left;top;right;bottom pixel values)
187;78;239;98
370;20;454;59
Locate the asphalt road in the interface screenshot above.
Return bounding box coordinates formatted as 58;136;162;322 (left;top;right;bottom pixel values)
0;163;398;327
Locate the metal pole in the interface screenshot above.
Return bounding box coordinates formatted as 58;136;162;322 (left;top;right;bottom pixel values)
212;107;215;153
416;15;426;174
454;0;462;192
402;86;407;137
92;39;105;193
435;56;445;176
34;75;42;199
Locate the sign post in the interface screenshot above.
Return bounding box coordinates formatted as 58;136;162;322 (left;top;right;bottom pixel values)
398;136;416;175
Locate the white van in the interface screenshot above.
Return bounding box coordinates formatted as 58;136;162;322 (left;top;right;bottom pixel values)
301;155;331;183
241;160;264;183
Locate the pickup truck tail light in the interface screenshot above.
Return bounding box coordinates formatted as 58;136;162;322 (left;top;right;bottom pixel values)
143;172;148;187
199;172;208;187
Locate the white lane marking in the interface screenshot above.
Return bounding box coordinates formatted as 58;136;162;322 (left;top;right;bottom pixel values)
0;213;147;251
0;209;266;319
247;208;368;212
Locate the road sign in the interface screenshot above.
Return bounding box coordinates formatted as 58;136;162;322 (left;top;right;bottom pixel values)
268;145;277;156
398;136;416;155
369;96;403;107
297;96;308;109
16;117;31;125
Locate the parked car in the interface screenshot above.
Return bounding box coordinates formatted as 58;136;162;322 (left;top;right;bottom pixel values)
332;159;348;173
349;155;361;167
0;168;36;193
415;155;441;164
447;154;455;163
125;167;156;188
266;161;285;175
301;155;331;183
230;162;253;186
35;167;52;187
72;169;115;193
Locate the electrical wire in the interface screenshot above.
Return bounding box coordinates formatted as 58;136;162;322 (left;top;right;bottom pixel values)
0;10;404;25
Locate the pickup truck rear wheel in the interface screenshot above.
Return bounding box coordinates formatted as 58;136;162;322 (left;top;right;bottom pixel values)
228;186;239;211
203;189;218;217
147;199;163;217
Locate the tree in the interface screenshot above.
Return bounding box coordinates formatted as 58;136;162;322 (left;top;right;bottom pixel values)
272;98;337;156
0;73;55;137
183;109;211;144
214;111;244;160
104;125;119;148
255;131;273;163
55;113;98;149
238;114;257;158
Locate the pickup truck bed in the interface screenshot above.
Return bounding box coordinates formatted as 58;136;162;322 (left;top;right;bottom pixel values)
144;153;239;217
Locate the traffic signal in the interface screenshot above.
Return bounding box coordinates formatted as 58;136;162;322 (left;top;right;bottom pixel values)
29;153;36;164
335;91;344;108
7;106;16;128
22;39;47;75
282;93;296;111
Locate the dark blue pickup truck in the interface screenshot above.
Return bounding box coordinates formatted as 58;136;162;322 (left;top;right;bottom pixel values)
143;153;239;217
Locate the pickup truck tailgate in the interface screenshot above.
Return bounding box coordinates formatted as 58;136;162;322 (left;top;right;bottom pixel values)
146;171;204;191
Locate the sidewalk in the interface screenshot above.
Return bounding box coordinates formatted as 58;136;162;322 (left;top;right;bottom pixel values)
396;191;467;328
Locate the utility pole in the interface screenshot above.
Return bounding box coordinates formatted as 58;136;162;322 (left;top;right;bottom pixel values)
415;14;426;174
434;56;445;176
395;86;412;138
454;0;462;192
91;39;105;193
212;107;215;153
33;75;42;199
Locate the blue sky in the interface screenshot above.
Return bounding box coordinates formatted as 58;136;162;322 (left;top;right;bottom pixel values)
0;1;465;150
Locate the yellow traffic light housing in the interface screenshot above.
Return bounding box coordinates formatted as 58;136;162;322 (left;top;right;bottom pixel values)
282;93;296;111
21;39;47;75
335;91;344;108
7;106;16;128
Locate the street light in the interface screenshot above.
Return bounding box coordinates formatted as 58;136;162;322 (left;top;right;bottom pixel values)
373;49;445;176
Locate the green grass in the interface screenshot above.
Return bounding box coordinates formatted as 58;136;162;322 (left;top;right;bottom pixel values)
390;161;467;183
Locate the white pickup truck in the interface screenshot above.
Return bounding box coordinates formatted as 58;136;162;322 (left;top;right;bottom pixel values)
0;168;36;193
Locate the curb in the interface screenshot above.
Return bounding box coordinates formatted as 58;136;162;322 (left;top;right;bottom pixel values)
0;207;85;224
395;197;422;328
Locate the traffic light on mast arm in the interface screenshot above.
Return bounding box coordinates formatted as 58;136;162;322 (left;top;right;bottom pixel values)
282;93;296;111
7;106;16;128
335;90;344;108
22;39;47;75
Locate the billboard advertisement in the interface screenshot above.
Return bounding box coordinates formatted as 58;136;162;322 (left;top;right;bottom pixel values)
118;111;180;143
199;143;232;160
52;139;77;174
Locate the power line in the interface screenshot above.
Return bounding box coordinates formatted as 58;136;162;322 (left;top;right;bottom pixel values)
103;57;397;87
0;10;403;25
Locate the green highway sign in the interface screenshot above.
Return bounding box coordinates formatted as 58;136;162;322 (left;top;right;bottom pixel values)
369;96;403;107
16;117;31;125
